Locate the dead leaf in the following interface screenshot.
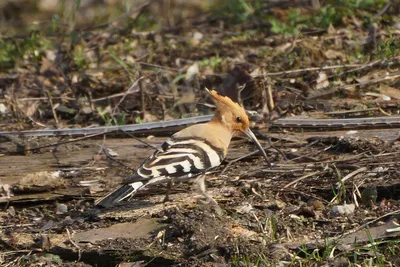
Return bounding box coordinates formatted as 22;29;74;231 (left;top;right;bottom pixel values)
324;49;345;60
379;84;400;100
315;72;329;89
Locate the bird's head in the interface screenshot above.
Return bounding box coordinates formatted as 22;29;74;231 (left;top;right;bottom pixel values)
206;89;250;133
206;89;270;164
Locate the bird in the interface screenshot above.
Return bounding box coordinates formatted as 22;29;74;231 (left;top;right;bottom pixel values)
96;89;269;208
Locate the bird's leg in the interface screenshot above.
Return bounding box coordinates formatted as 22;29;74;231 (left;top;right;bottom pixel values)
163;180;173;202
195;174;218;206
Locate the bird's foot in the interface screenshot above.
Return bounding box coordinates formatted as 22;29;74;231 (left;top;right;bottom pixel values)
162;195;172;203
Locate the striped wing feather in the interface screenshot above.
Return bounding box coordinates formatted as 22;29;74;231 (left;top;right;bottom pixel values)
124;136;225;184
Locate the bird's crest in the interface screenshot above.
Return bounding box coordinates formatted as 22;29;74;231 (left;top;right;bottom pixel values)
206;88;243;112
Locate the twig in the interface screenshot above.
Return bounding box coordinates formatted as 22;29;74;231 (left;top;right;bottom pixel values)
266;136;287;161
341;209;400;238
15;133;106;153
99;144;136;172
252;64;367;77
66;228;81;261
0;115;214;137
331;58;396;79
139;73;146;119
374;1;392;18
118;129;160;151
283;171;321;188
138;62;181;72
112;76;144;115
334;167;367;188
340;72;400;91
221;148;265;175
287;145;332;163
0;223;35;229
0;96;74;103
324;108;379;116
81;0;156;31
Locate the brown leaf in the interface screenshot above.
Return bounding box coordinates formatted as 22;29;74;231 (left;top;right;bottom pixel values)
379;84;400;100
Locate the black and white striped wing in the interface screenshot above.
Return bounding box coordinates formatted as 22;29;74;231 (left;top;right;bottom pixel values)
96;136;225;207
125;136;225;184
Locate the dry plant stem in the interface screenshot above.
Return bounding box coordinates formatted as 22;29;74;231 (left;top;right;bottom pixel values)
352;182;361;208
118;129;160;151
374;1;392;18
332;57;398;79
100;144;136;172
221;145;273;175
377;104;392;116
324;108;379;115
66;228;81;261
44;90;59;126
17;133;106;153
0;96;74;103
281;188;329;204
139;73;146;119
340;72;400;91
112;77;144;115
252;63;369;77
138;62;181;72
283;171;322;188
334;167;367;188
266;84;274;112
287;145;332;163
342;209;400;238
267;136;287;161
83;0;157;31
0;223;35;229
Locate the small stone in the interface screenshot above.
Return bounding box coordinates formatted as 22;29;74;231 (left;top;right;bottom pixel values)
193;31;203;41
268;243;291;261
7;206;16;216
0;103;9;114
307;199;325;210
299;206;316;217
329;256;350;267
105;148;118;157
61;216;74;226
331;204;355;216
81;106;92;114
56;204;68;214
237;203;254;214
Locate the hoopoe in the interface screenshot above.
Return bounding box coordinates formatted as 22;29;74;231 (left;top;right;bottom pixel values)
96;89;269;207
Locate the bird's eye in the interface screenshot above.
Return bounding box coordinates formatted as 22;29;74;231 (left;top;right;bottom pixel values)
236;117;242;123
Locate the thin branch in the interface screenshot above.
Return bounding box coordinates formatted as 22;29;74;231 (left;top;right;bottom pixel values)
66;228;81;261
252;64;367;77
283;171;322;188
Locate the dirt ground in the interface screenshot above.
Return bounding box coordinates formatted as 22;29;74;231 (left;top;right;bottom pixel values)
1;0;400;266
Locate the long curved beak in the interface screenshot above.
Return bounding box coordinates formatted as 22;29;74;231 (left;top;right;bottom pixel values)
244;129;271;166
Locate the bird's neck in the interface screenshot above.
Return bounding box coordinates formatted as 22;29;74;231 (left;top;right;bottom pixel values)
208;114;234;155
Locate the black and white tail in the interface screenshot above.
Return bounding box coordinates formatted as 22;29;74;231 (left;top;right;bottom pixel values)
95;181;144;208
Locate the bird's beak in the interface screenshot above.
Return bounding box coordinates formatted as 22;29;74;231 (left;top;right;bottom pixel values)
244;129;270;165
